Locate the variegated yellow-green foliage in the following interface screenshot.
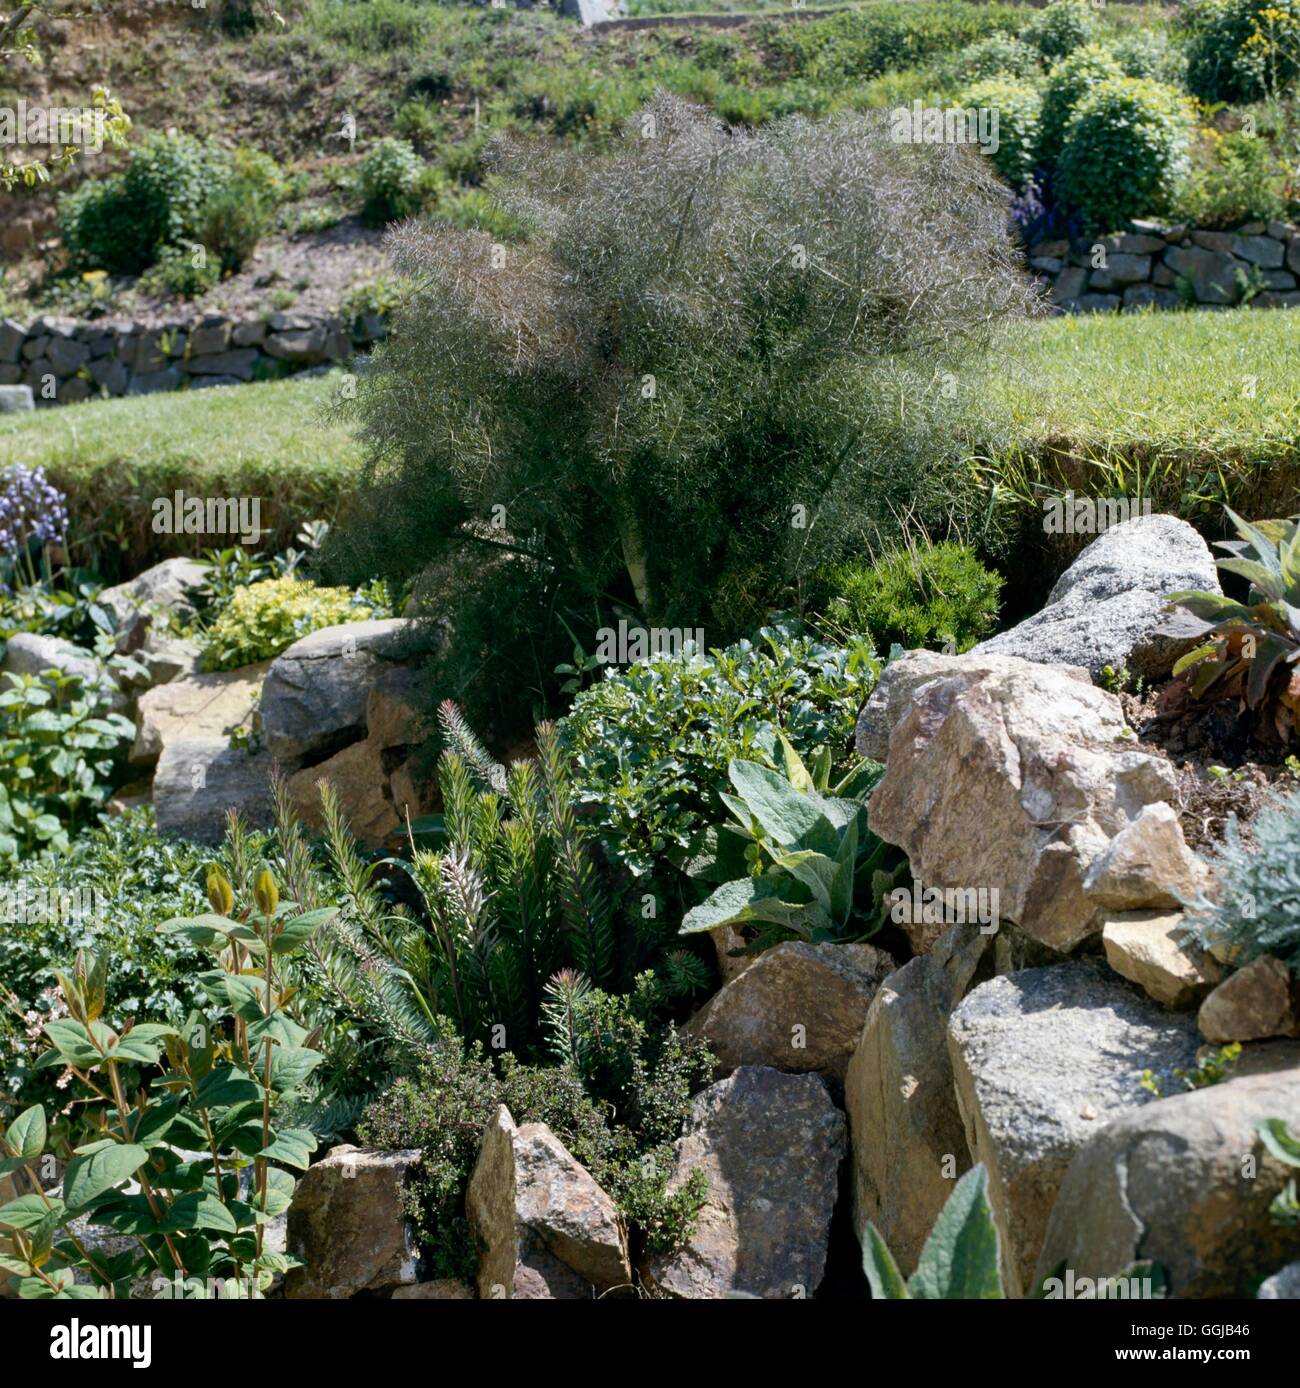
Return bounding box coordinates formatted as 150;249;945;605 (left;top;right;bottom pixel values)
198;576;371;672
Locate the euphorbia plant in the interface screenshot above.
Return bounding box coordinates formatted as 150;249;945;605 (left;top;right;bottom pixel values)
0;866;335;1299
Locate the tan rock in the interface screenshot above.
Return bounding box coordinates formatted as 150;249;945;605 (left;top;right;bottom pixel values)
1101;910;1222;1009
685;941;895;1081
284;1145;422;1298
710;923;753;985
845;926;993;1274
465;1106;630;1300
390;756;434;823
130;660;270;765
287;739;399;847
1083;803;1210;912
1198;956;1300;1043
366;667;428;750
391;1279;474;1299
868;657;1178;953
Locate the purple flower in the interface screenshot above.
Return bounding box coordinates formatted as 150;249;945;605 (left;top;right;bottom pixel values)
0;465;68;567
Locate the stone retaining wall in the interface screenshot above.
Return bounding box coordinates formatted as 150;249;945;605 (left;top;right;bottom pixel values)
1028;218;1300;313
0;310;386;410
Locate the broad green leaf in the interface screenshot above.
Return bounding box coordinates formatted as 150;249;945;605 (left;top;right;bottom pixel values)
246;1010;310;1048
258;1128;316;1170
4;1106;46;1161
861;1224;909;1299
194;1065;261;1110
41;1018;100;1067
269;1046;323;1094
680;875;820;936
1258;1118;1300;1168
271;907;339;955
727;759;836;850
63;1143;148;1213
0;1193;64;1231
907;1165;1003;1300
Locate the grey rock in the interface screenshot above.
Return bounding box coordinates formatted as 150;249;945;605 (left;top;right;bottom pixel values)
1051;266;1088;303
152;739;274;842
87;356;129;395
1189;229;1234;253
976;514;1220;679
2;632;101;686
260;619;412;763
1072;293;1120;313
1232;234;1284;268
846;926;993;1274
1088;253;1150;290
559;0;613;22
0;318;25;363
97;556;209;652
1164;245;1239;304
232;320;268;347
1123;285;1179;310
127;368;183;396
21;335;49;362
643;1067;846;1299
1258;1262;1300;1299
1035;1064;1300;1299
185;348;259;380
189;374;247;390
188;320;231;355
265;326;328;363
948;961;1201;1296
58;378;92;405
46;336;90;376
0;385;33;413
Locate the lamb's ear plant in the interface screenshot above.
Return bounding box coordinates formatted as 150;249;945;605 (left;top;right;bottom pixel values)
0;867;335;1299
861;1164;1004;1299
1160;509;1300;742
680;732;902;951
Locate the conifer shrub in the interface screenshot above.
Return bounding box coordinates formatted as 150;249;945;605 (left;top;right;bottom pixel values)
329;96;1039;729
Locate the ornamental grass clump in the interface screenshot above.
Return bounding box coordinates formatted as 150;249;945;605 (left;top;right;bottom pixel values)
330;94;1040;727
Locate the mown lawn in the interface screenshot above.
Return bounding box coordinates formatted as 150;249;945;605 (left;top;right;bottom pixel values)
2;306;1294;575
0;374;362;574
982;306;1300;528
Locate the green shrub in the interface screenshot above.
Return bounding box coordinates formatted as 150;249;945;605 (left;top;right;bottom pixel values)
825;539;1002;655
60;132;234;274
1058;77;1191;232
357;137;425;225
1108;28;1187;85
1178;130;1289;226
356;985;713;1281
331;97;1038;728
558;618;876;882
200;176;275;274
198;576;376;672
951;32;1043;82
0;866;330;1299
1024;0;1097;60
1185;783;1300;978
0;668;134;866
137;243;222;300
962;77;1042;188
1036;44;1125;166
1183;0;1300;102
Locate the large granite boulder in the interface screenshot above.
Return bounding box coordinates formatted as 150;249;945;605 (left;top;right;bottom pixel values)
3;632;101;687
868;656;1179;952
260;619;412;764
97;557;209;653
1258;1262;1300;1299
131;660;270;765
285;1145;422;1298
685;941;895;1083
1198;956;1300;1043
976;515;1219;679
947;961;1202;1296
1035;1062;1300;1298
642;1066;846;1299
466;1107;631;1299
845;926;993;1274
152;739;274;842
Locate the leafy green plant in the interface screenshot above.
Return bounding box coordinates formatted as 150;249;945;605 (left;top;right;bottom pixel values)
1108;28;1187;85
0;668;134;865
680;732;901;952
1058;77;1192;233
197;576;377;672
559;618;877;882
1023;0;1097;61
822;538;1002;655
1178;129;1289;227
0;862;333;1298
950;32;1043;82
1161;510;1300;743
1183;783;1300;976
1140;1042;1242;1096
862;1164;1004;1299
137;244;222;301
1183;0;1300;102
1258;1118;1300;1226
961;77;1043;189
1036;44;1126;166
357;137;425;226
331;96;1039;724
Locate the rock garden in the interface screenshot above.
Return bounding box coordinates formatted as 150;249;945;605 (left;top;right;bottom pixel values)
0;0;1298;1326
